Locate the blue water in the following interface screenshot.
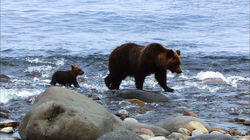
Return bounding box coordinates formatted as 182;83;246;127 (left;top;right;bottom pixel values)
1;0;249;133
1;0;249;57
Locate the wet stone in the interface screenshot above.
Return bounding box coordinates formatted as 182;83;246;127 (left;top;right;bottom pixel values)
129;99;146;106
0;127;14;134
183;111;198;118
0;74;10;82
192;129;203;137
0;120;19;128
0;112;9;119
243;120;250;126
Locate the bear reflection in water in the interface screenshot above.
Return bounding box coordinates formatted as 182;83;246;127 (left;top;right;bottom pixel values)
51;64;84;88
105;43;182;92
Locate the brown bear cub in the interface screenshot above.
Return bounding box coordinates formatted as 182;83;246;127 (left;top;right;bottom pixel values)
51;64;84;88
104;43;182;92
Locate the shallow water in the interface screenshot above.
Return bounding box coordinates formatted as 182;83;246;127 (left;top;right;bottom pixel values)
1;0;249;132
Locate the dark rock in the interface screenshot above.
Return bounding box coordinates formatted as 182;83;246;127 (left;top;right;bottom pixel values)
97;130;143;140
243;120;250;126
19;87;125;140
0;74;10;82
188;134;236;140
0;112;9;119
109;89;172;102
0;120;19;128
156;116;211;133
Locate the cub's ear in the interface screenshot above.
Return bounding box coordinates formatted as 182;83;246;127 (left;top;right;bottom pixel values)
167;49;174;58
176;50;180;56
71;65;75;69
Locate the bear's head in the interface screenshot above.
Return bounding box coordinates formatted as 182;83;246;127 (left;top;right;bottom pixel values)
71;64;84;75
157;49;182;74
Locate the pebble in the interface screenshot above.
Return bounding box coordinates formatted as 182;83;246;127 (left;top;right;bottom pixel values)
177;128;191;136
167;132;188;140
183;111;198;118
211;128;226;134
0;112;9;119
210;131;223;135
0;120;19;128
191;129;203;137
140;134;152;140
0;74;10;82
186;121;209;134
148;136;168;140
124;117;138;123
243;120;250;126
129;99;146;106
136;128;155;137
0;127;14;134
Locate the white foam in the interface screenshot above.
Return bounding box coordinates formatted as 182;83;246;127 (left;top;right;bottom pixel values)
0;88;42;104
196;71;250;88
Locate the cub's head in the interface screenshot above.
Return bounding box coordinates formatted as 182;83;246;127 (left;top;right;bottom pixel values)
71;64;84;75
157;49;182;74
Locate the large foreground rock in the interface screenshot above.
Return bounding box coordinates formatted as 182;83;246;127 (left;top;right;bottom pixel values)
156;116;211;133
97;130;143;140
19;87;125;140
108;89;172;102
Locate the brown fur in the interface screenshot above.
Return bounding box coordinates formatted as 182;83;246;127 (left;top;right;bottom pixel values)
104;43;182;92
51;65;84;88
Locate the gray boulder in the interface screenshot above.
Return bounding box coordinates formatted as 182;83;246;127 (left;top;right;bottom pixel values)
188;134;236;140
109;89;173;102
19;87;125;140
156;116;211;133
97;130;143;140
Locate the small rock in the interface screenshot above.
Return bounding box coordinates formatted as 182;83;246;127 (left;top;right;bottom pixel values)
167;132;188;140
211;128;226;134
188;134;235;140
31;72;42;78
140;134;152;140
0;120;19;128
124;117;138;123
178;128;191;136
243;120;250;126
234;118;245;123
0;127;14;134
210;131;223;135
203;78;225;83
186;121;209;134
136;128;155;137
183;111;198;118
116;109;129;120
0;74;10;82
226;128;241;136
129;99;146;106
0;112;9;119
148;136;168;140
192;129;203;137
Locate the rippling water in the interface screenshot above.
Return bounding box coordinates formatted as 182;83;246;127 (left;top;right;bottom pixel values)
1;0;249;132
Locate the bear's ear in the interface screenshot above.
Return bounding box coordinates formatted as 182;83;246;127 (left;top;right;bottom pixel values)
167;49;174;58
71;65;75;69
176;50;180;56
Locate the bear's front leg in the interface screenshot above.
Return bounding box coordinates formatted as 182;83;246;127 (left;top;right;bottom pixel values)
73;80;80;88
155;70;174;92
135;74;146;90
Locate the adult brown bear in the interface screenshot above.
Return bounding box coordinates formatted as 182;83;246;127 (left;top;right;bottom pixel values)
104;43;182;92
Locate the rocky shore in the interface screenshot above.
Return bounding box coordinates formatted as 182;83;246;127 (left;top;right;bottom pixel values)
0;87;249;140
